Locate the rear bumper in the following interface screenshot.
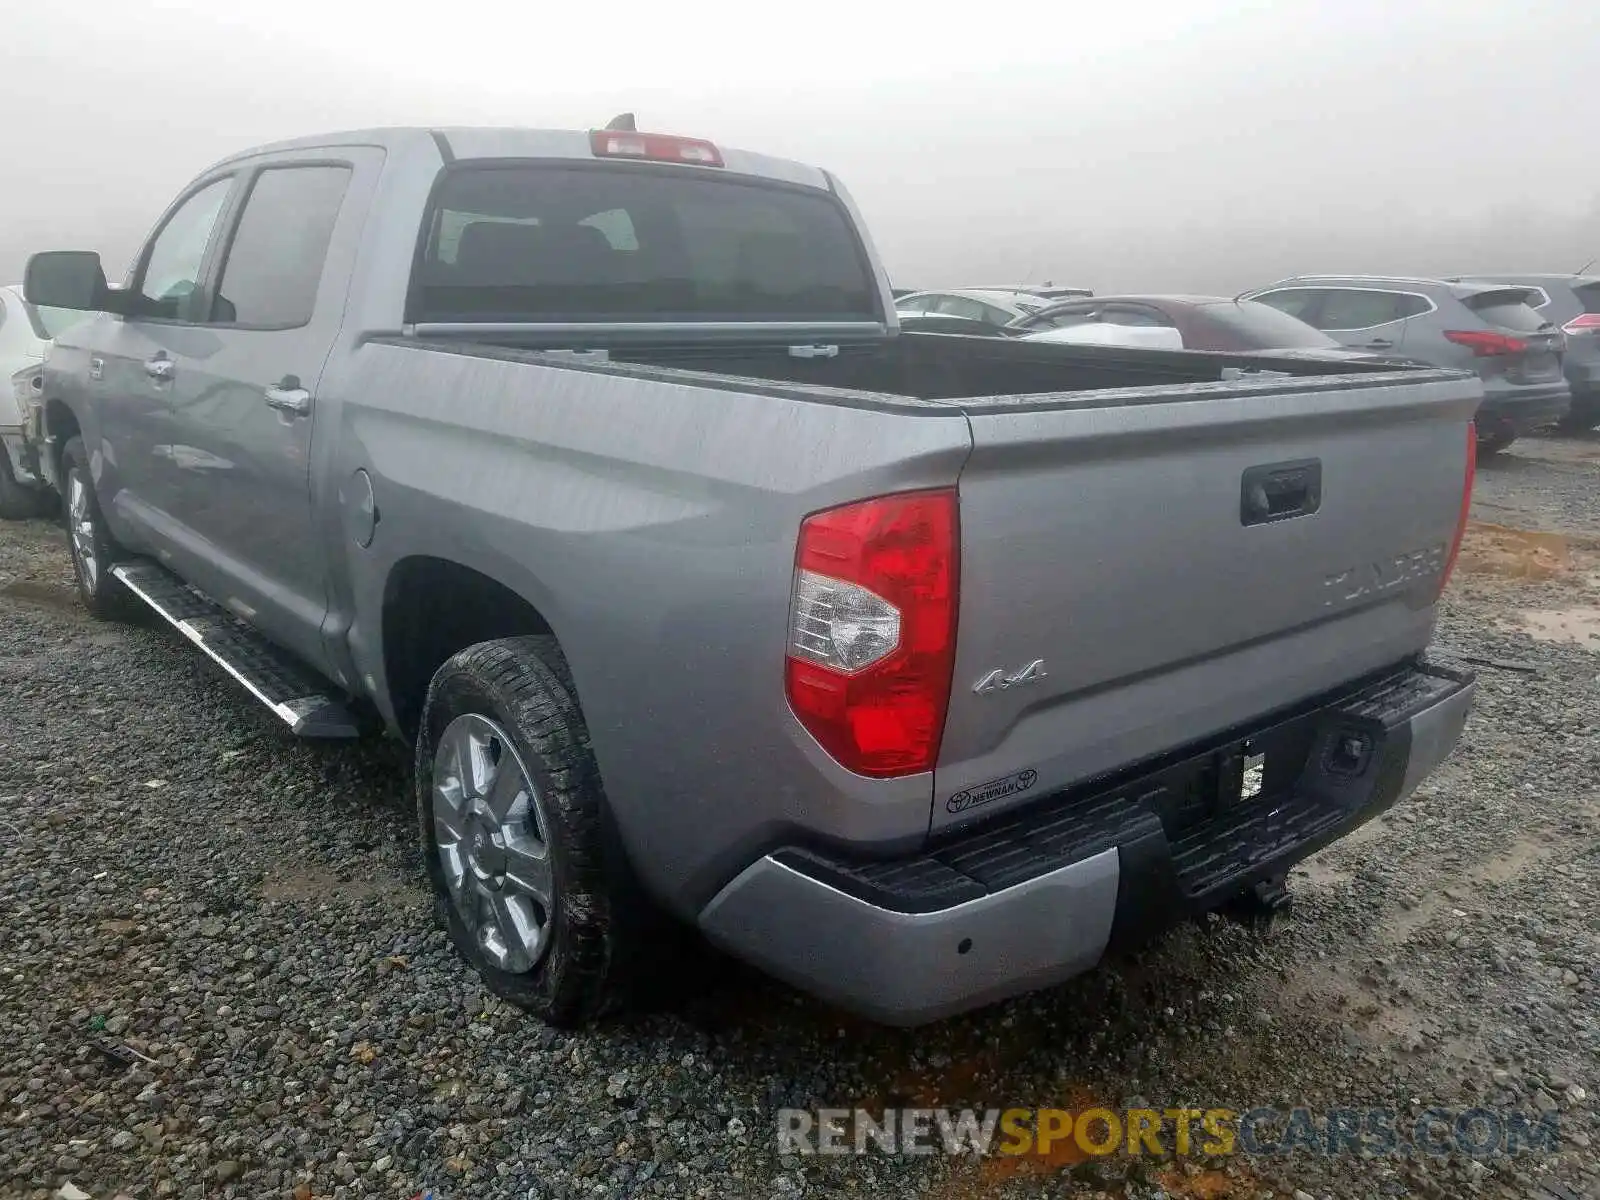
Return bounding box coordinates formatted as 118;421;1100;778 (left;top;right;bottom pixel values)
1476;383;1571;437
699;658;1475;1025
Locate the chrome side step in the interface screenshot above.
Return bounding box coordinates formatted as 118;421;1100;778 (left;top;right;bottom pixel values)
111;560;361;739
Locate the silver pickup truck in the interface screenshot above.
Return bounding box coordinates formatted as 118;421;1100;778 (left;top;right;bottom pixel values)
27;125;1479;1027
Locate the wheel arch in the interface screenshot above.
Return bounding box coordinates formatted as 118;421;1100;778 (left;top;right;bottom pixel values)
42;397;82;484
380;554;563;744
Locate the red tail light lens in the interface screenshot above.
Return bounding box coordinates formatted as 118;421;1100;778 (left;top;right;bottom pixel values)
588;130;724;167
785;489;959;778
1439;421;1476;597
1562;313;1600;335
1443;329;1527;357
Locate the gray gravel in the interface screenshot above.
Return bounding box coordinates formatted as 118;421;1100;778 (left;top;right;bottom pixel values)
2;435;1598;1200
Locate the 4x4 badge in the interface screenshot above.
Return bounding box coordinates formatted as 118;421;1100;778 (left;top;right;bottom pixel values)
972;659;1047;695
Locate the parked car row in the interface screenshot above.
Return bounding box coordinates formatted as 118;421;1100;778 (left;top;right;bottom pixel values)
896;271;1600;452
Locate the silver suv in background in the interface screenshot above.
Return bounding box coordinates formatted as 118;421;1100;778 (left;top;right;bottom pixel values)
1448;274;1600;430
1243;275;1570;453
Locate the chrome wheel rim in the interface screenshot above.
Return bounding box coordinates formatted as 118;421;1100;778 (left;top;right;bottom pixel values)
67;468;98;592
431;713;555;972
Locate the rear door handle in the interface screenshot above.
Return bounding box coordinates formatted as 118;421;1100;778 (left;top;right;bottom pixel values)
1363;338;1395;350
144;354;175;382
264;383;311;416
1241;458;1322;526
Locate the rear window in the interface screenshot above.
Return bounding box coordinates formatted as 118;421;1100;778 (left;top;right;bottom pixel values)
1573;282;1600;314
1463;290;1550;332
1196;301;1340;348
413;163;879;324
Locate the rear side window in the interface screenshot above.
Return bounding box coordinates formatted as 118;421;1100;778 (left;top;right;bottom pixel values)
1097;306;1173;327
213;166;352;327
414;163;878;323
1463;290;1549;333
1317;289;1430;330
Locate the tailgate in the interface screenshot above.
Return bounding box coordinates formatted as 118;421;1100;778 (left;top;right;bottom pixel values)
933;370;1478;832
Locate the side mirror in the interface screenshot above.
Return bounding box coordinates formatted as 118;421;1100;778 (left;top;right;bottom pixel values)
24;251;112;312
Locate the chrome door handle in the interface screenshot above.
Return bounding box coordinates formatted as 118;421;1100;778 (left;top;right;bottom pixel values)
264;386;312;416
145;355;175;381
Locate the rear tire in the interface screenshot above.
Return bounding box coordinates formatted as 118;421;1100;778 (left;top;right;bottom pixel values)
60;436;137;620
0;444;48;520
415;635;658;1027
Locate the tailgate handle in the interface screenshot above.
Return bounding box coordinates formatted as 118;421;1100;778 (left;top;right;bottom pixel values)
1240;459;1321;526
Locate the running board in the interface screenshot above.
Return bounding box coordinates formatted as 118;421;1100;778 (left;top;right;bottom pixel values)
111;560;362;738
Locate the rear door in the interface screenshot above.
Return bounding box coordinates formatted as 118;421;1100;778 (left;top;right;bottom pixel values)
158;153;374;673
1312;287;1428;354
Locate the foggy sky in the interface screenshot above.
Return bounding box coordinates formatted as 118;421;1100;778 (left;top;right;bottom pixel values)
2;0;1595;295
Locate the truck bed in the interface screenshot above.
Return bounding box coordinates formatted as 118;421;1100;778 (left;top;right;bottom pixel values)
418;328;1413;411
394;330;1477;841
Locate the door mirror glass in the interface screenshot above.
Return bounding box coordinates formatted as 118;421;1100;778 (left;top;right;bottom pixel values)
24;251;111;312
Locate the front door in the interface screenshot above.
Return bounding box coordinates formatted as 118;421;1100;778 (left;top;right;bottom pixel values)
158;161;358;674
90;174;237;542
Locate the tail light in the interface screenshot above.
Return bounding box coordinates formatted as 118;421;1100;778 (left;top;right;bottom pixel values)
1438;421;1477;598
1562;313;1600;335
1443;329;1527;357
589;130;723;167
785;489;958;778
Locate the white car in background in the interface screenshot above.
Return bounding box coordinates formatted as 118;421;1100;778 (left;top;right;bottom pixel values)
894;287;1055;328
1;283;81;517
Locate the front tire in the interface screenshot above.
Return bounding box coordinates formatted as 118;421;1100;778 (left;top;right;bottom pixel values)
416;635;645;1026
60;436;136;620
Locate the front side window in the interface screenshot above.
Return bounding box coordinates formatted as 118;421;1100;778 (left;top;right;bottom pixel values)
212;166;352;327
137;177;234;321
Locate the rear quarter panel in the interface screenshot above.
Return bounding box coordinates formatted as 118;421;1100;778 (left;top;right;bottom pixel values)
322;342;973;912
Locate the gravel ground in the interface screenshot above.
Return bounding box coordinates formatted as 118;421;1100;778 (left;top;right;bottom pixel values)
2;435;1598;1200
